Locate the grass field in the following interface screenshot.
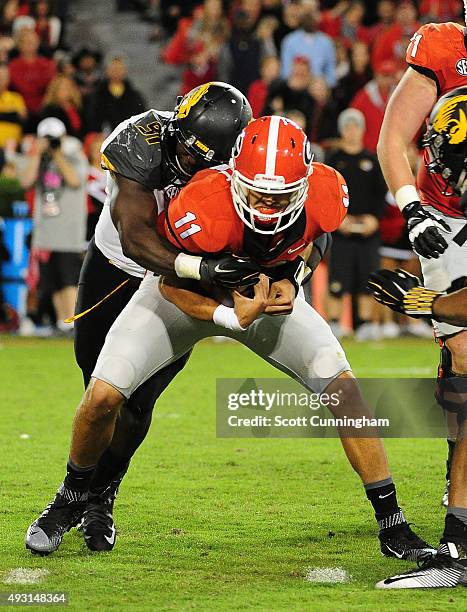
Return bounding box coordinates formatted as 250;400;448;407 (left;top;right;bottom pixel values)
0;336;463;610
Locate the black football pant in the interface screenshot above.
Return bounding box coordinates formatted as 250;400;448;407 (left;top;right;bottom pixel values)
74;238;190;464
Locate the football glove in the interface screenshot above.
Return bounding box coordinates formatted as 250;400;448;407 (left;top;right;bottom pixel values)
199;254;261;289
368;268;442;318
267;257;310;295
402;202;450;259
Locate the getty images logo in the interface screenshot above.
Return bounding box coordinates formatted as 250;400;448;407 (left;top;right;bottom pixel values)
456;58;467;76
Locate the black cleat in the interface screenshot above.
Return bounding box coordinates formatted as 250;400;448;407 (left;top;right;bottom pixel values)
81;489;117;552
379;522;436;562
376;542;467;589
25;484;87;555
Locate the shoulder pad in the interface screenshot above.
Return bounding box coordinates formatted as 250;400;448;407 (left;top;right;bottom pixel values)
101;110;170;190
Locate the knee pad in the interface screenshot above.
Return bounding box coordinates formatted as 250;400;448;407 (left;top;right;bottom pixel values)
436;343;467;424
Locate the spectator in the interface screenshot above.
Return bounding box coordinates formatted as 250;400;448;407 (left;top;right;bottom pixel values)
8;28;56;116
41;75;83;138
326;108;386;341
72;47;102;100
247;55;280;118
372;0;419;70
163;0;229;95
255;15;279;57
217;1;262;94
21;117;87;332
162;0;229;66
0;36;13;63
264;56;314;132
350;59;398;152
334;38;350;81
31;0;61;52
308;75;340;146
88;55;146;134
320;0;371;48
367;0;396;44
418;0;460;23
159;0;201;37
0;147;25;217
0;63;27;147
84;132;106;241
334;41;372;113
273;0;303;50
0;0;20;36
280;0;336;87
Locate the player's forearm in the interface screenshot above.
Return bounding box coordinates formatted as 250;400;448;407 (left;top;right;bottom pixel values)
377;129;416;197
159;277;218;321
432;289;467;327
119;222;179;277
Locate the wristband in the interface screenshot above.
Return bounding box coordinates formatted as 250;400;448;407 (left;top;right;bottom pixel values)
213;304;246;331
174;253;202;280
394;184;419;211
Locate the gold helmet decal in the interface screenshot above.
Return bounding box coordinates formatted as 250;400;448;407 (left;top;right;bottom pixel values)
433;95;467;145
176;82;212;119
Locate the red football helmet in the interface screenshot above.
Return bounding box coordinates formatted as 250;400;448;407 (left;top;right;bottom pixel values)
230;116;313;235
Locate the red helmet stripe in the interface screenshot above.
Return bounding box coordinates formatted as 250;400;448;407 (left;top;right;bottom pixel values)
265;115;281;176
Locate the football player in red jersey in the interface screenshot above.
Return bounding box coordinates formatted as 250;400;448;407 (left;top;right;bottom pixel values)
376;9;467;587
50;116;432;561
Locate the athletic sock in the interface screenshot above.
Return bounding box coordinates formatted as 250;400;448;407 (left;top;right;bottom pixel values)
63;458;95;494
88;449;130;495
441;512;467;555
446;439;456;480
365;478;404;530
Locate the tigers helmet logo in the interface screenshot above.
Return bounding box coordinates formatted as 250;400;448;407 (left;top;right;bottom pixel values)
176;83;212;119
433;95;467;145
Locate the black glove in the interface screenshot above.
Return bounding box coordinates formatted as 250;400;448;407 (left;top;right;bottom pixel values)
199;254;261;289
367;268;441;318
267;257;307;295
402;201;450;259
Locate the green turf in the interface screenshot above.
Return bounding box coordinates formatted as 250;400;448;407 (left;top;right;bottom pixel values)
0;336;463;610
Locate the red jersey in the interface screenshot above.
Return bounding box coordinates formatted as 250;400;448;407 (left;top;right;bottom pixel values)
406;22;467;217
164;164;348;266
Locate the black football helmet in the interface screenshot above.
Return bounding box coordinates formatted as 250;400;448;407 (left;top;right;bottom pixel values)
163;81;252;183
424;86;467;196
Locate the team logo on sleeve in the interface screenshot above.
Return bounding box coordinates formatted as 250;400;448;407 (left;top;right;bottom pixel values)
176;83;212;119
456;59;467;76
433;95;467;144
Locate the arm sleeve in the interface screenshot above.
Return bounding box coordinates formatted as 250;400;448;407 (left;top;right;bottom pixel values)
101;112;163;191
316;168;349;233
165;182;231;255
405;24;441;93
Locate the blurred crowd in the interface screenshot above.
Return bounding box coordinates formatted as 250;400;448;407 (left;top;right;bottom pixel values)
0;0;463;338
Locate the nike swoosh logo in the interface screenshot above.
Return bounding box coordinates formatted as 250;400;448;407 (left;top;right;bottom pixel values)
214;265;236;274
378;492;394;499
104;525;116;545
384;573;426;584
288;243;306;254
384;544;404;559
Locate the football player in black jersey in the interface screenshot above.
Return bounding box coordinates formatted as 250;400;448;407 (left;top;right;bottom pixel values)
25;82;255;555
